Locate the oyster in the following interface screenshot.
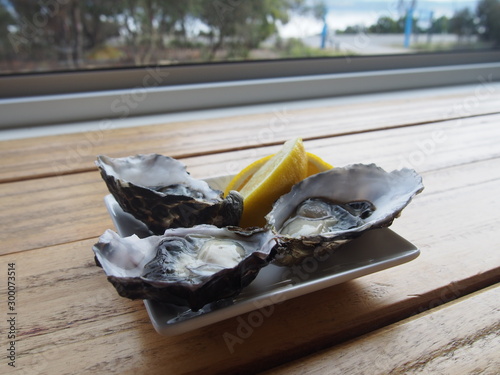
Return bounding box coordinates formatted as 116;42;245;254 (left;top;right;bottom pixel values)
267;164;424;266
92;225;276;311
96;154;243;234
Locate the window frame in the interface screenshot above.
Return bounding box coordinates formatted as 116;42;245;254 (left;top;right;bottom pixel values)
1;50;499;129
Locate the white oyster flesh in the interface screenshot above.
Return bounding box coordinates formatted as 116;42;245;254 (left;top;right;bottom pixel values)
279;198;373;238
267;164;424;238
198;239;246;268
168;236;246;278
137;225;275;284
281;217;339;237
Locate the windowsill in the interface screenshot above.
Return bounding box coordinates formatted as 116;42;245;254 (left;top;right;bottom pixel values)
1;61;500;134
2;81;499;141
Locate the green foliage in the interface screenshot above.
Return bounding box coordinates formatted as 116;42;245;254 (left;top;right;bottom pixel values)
200;0;303;59
476;0;500;45
2;0;498;74
1;0;308;70
430;16;450;34
310;1;327;21
337;25;366;35
368;16;404;34
280;37;335;58
0;4;15;58
449;8;475;37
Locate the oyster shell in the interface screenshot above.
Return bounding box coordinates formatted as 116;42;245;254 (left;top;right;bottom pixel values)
267;164;424;266
92;225;276;311
96;154;243;234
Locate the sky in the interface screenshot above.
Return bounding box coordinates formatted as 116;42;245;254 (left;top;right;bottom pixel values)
278;0;479;37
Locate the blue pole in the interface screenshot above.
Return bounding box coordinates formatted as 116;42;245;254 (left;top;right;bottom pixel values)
320;9;328;49
404;8;414;48
321;21;327;49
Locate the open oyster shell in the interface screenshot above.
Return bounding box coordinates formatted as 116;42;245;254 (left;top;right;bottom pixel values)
96;154;243;234
267;164;424;266
92;225;276;311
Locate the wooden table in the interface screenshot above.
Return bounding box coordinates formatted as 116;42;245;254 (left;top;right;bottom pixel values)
1;82;499;374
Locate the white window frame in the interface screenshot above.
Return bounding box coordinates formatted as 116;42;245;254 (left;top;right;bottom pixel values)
1;50;499;129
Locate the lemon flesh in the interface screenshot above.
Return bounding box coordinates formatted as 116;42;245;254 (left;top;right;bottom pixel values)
306;152;334;176
235;138;308;227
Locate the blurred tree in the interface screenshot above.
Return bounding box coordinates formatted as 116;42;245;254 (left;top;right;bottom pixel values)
6;0;121;69
119;0;202;64
476;0;500;45
8;0;72;67
430;15;450;34
339;25;365;34
81;1;120;50
200;0;304;60
449;8;475;42
0;2;15;66
311;0;327;21
2;0;340;73
368;16;404;33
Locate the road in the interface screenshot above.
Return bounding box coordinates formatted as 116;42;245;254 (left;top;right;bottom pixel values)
303;33;473;55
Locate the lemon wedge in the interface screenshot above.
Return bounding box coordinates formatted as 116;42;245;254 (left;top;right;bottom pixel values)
236;138;307;227
225;151;333;196
225;139;333;227
224;154;274;195
305;152;334;176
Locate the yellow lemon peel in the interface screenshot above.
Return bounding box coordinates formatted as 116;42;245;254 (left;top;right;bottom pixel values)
225;139;332;228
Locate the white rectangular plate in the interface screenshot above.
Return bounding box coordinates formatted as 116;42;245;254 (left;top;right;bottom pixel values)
104;175;420;336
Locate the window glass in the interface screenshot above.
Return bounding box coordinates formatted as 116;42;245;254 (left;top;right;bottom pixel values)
1;0;498;75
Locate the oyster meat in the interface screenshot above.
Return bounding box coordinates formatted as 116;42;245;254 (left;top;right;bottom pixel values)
96;154;243;234
267;164;424;266
93;225;276;311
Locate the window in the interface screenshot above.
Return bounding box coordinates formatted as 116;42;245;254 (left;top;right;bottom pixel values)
1;0;498;76
0;0;499;129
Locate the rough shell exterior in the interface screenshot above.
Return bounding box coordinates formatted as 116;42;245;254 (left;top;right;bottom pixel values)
96;154;243;234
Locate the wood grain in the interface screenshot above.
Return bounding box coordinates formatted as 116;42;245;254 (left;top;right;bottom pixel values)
2;113;500;254
1;84;499;375
1;84;499;182
262;284;500;375
0;171;112;253
0;159;498;374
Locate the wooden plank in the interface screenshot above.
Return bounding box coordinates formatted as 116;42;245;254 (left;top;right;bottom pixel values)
185;112;500;179
0;160;499;374
262;284;500;375
0;181;500;374
0;171;112;253
1;85;499;182
1;113;500;254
